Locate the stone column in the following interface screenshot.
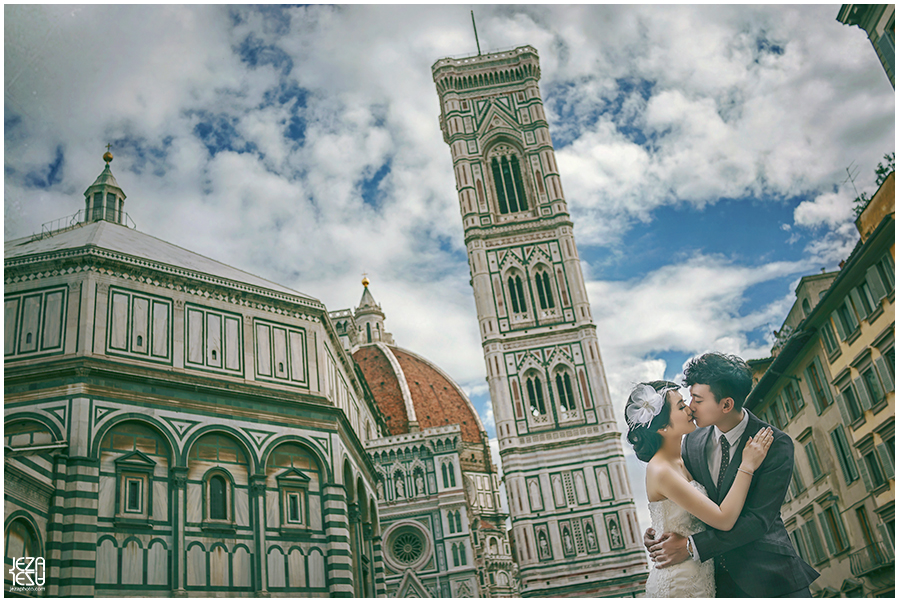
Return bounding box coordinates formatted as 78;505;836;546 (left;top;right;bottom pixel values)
322;483;353;596
348;503;361;596
169;467;188;597
56;456;99;597
249;475;270;596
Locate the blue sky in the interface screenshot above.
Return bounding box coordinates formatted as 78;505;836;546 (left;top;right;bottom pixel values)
5;5;894;526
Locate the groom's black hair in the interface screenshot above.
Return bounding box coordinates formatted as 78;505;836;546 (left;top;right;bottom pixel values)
683;352;752;410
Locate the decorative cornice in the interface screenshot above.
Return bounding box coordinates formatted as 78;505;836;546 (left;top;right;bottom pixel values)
5;253;323;323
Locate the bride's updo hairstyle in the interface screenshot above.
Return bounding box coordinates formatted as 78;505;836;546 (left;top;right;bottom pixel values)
625;380;679;462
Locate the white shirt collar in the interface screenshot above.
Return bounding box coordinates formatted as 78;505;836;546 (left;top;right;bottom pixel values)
713;408;749;448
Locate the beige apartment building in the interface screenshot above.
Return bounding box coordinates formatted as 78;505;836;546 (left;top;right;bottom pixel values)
746;173;894;597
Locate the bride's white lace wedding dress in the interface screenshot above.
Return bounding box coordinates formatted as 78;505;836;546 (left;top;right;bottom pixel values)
645;481;715;598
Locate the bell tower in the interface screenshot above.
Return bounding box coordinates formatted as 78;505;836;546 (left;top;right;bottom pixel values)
432;46;648;596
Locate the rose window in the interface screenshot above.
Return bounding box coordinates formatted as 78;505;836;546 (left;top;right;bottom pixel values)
392;531;424;564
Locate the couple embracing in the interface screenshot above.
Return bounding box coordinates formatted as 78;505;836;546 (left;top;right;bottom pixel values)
627;352;819;598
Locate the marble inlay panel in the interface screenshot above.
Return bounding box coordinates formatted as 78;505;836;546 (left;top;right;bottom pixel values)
233;547;252;588
122;540;143;584
288;549;305;587
186;544;206;587
98;475;115;516
96;539;117;584
234;488;249;526
210;546;229;587
267;548;286;588
265;490;279;528
109;293;128;350
153;480;168;522
148;541;167;585
152;301;169;357
309;549;325;588
308;494;322;531
186;483;201;523
43;291;64;349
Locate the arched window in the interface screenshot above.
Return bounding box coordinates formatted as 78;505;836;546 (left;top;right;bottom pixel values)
556;372;576;411
526;375;546;416
535;270;555;310
490;148;528;215
209;475;227;520
452;543;460;566
441;461;456;488
366;323;372;344
507;275;527;313
5;518;38;560
459;542;466;565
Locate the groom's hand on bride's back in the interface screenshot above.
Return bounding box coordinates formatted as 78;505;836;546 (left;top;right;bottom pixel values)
645;531;689;568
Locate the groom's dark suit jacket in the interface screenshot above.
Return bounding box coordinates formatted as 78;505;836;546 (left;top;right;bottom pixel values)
682;409;819;597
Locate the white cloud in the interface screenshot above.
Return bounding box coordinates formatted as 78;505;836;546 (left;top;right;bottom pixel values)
5;5;892;535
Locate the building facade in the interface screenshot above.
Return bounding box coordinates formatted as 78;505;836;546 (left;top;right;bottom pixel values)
431;46;648;597
745;173;895;597
837;4;895;88
4;156;387;597
332;285;517;597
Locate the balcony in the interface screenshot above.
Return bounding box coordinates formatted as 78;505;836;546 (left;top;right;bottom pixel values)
850;540;894;577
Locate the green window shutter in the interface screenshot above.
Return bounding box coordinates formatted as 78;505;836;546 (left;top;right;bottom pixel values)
866;264;888;302
844;298;860;330
876;443;894;480
853;376;873;411
814;357;833;406
829;429;852;484
858;457;874;491
804;367;823;414
818;511;837;556
877;522;894;549
874;355;894;392
835;389;853;424
780;393;792;419
831;309;848;340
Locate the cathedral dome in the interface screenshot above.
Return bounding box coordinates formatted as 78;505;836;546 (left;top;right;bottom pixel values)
353;343;485;443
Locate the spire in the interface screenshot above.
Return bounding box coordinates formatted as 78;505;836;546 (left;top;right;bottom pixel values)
353;277;393;345
83;146;127;225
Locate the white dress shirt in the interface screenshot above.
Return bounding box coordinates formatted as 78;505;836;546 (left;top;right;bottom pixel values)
687;410;750;562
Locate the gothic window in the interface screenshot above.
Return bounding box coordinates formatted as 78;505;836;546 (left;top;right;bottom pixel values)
555;372;575;412
451;543;460;566
441;461;457;488
525;375;546;416
5;518;39;562
507;275;526;314
534;270;555;310
366;323;372;344
489;148;528;215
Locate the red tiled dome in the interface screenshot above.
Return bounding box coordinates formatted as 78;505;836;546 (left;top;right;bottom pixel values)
352;344;484;443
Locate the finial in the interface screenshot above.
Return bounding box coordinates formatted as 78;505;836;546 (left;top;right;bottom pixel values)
362;272;370;288
103;143;113;165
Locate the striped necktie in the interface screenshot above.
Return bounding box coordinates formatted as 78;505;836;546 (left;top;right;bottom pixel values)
717;435;730;491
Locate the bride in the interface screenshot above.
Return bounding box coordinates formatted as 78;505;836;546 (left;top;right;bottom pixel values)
625;381;773;598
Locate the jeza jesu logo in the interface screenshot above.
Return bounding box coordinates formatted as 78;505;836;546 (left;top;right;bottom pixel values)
8;557;45;588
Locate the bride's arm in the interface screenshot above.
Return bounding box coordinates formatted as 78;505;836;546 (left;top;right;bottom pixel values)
653;427;773;532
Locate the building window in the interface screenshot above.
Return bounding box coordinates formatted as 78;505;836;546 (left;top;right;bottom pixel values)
840;384;864;424
789;462;805;497
804;441;824;481
526;375;546;416
490;152;528;215
801;519;828;565
387;526;427;567
5;519;39;563
818;504;850;555
441;461;456;489
555;372;576;412
873;253;895;294
833;299;860;340
783;381;805;416
286;492;302;523
862;450;888;490
790;529;811;565
769;399;786;430
829;426;859;485
125;478;143;513
534;269;555;310
507;275;527;314
862;366;885;406
804;359;833;413
820;320;839;355
208;474;228;520
854;282;877;317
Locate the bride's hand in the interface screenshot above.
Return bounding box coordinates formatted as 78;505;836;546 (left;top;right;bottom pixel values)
740;426;774;473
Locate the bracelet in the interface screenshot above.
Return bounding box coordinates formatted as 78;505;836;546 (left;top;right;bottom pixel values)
738;467;754;477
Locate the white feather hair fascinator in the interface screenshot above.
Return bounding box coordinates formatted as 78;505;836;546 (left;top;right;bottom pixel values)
625;384;673;429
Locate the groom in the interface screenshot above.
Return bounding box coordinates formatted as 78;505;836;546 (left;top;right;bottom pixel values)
644;352;819;597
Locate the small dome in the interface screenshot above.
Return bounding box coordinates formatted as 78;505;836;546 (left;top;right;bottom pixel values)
353;344;484;443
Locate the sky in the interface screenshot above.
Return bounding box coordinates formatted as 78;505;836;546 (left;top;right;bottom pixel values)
5;5;895;532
